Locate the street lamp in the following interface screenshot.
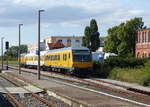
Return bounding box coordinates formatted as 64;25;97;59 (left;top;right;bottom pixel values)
38;9;45;80
1;37;4;70
18;24;23;74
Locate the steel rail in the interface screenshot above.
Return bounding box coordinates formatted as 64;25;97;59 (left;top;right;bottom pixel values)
7;71;150;107
0;74;55;107
0;76;23;107
8;66;150;104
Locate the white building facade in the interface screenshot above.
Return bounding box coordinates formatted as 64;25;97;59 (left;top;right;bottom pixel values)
45;36;83;50
27;40;46;53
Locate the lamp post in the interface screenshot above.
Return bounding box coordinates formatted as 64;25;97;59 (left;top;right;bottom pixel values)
1;37;4;70
18;24;23;74
38;9;45;80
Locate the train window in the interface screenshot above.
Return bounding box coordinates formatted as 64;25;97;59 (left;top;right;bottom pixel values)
68;53;70;59
51;55;53;60
58;55;60;60
50;55;52;60
55;55;56;60
63;54;67;61
66;54;67;60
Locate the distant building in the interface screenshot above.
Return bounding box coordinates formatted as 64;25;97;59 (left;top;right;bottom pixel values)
27;40;46;53
136;28;150;58
97;37;107;52
45;36;82;50
47;41;65;50
99;37;107;47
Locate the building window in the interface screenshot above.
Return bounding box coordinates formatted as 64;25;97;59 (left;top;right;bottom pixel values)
138;33;140;43
149;53;150;58
67;39;71;42
145;32;147;42
142;53;144;58
142;32;144;43
58;40;62;42
148;31;150;42
76;40;80;43
145;53;147;58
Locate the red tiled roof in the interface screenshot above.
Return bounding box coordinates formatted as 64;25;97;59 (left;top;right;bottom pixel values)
48;41;65;50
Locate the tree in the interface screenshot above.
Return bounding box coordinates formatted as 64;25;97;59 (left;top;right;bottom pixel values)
6;45;27;57
103;26;121;53
82;26;91;48
82;19;100;52
104;17;146;57
90;19;100;51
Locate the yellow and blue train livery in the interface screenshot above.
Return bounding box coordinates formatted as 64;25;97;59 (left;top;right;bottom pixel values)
43;47;93;75
20;47;93;76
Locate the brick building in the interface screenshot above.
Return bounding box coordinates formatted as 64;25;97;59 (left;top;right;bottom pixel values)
136;28;150;58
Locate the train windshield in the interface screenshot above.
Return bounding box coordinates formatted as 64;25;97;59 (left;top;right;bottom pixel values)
73;50;92;62
73;55;92;62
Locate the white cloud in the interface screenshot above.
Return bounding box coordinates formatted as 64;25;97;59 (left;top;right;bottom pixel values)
128;10;144;15
0;8;6;14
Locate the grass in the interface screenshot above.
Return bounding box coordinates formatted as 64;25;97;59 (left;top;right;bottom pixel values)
0;58;18;66
108;60;150;86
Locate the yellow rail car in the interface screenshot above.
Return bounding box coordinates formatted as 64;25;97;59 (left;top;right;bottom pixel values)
43;47;93;75
20;54;27;67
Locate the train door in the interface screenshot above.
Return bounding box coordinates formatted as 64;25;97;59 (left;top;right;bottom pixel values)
67;52;70;67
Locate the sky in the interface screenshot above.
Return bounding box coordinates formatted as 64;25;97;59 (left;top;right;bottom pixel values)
0;0;149;47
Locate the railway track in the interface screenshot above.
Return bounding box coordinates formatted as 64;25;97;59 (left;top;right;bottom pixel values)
0;74;55;107
8;65;150;96
7;65;150;106
0;75;24;107
90;78;150;96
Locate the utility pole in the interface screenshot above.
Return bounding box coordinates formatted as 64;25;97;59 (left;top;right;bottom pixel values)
1;37;4;70
19;24;23;74
38;10;45;80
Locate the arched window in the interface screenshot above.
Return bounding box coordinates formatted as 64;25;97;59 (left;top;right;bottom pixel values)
142;53;145;58
142;32;144;43
145;53;147;58
138;32;140;43
148;31;150;42
145;32;147;42
137;52;140;58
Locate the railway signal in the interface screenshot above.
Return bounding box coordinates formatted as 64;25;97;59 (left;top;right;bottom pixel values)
5;41;9;70
5;41;9;50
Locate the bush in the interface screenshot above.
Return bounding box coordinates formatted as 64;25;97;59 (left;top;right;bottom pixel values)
103;56;147;68
92;61;111;78
109;67;150;86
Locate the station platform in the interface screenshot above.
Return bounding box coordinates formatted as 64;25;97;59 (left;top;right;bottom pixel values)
3;70;141;107
0;85;43;94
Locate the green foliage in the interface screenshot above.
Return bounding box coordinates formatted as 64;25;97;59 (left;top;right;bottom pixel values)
82;26;91;48
103;56;146;68
106;58;150;86
92;61;111;78
82;19;100;52
109;67;150;86
104;17;146;57
6;45;27;57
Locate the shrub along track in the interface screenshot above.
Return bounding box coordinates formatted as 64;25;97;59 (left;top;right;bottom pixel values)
7;65;150;106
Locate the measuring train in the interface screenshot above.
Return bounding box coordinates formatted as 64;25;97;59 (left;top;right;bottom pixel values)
20;47;93;75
